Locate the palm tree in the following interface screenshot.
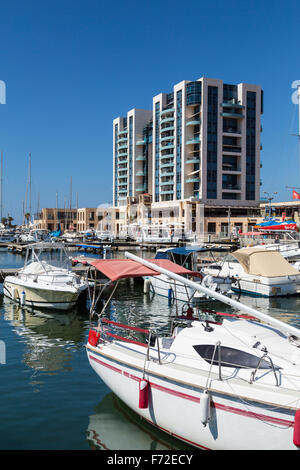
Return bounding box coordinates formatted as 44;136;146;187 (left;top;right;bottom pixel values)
24;212;31;225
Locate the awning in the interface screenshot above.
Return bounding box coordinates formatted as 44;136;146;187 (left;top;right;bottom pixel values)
86;258;198;281
155;246;229;259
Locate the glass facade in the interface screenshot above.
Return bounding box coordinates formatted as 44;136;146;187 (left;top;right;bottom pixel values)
129;116;133;197
206;86;218;199
176;90;182;199
155;102;160;202
246;91;256;200
114;123;118;205
186;81;202;106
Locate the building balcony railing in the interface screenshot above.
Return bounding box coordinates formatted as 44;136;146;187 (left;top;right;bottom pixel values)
136;155;145;161
136;139;146;146
160;108;175;116
222;146;242;153
160;162;174;168
136;185;146;192
136;171;145;177
221;112;244;119
160;154;174;160
161;117;175;125
160;171;174;177
160;190;174;195
222;165;241;172
222;184;241;191
221;101;245;109
160;135;174;142
118;137;128;144
160;180;174;186
118;182;128;187
223;128;241;134
160;125;175;133
186;138;200;145
118;129;128;136
186;177;200;183
160;144;174;151
118;189;128;194
118;144;128;151
186;119;201;127
186;157;200;164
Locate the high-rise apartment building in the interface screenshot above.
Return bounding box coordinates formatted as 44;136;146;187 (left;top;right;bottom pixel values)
113;77;263;208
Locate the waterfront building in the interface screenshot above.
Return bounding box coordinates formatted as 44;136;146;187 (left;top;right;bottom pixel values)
113;77;263;209
113;109;152;207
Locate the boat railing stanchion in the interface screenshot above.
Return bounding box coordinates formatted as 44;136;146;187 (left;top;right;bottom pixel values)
250;353;280;386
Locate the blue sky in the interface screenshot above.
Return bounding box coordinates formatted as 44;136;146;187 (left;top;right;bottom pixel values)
0;0;300;223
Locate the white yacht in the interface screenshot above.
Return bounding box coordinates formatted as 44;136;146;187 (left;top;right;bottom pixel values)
145;246;232;303
3;243;88;310
202;247;300;297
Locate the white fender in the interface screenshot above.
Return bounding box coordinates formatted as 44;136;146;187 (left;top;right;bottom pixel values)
200;389;211;426
143;278;151;294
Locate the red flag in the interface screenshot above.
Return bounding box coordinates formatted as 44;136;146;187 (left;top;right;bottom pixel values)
293;190;300;200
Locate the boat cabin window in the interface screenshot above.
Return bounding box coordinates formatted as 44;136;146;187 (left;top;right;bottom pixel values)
193;344;279;369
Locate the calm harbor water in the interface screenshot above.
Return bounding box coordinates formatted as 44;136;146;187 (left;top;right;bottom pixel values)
1;248;300;450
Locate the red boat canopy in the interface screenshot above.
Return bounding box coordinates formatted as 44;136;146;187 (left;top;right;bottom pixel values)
86;258;197;281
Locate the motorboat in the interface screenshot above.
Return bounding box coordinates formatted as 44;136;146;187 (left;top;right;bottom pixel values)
86;252;300;450
145;246;232;303
3;243;88;310
18;229;50;243
251;241;300;262
0;228;15;243
61;231;84;243
201;247;300;297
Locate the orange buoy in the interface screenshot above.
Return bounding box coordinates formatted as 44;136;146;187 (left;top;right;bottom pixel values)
88;329;100;347
139;379;149;409
293;409;300;447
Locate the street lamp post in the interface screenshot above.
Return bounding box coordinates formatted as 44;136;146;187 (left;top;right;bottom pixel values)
263;191;278;219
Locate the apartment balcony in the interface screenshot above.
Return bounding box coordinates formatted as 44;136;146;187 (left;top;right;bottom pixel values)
118;144;128;151
160;180;174;186
221;101;244;110
136;185;146;192
118;137;128;144
160;135;174;143
186;138;200;145
161;117;175;125
186;157;200;164
117;173;128;179
118;181;128;187
160;171;174;177
136;171;145;177
118;196;127;201
160;125;175;133
222;184;241;191
160;154;174;161
222;165;241;172
160;162;174;169
160;190;174;195
221;112;244;119
186;119;201;127
118;129;128;136
160;108;175;116
136;155;145;161
118;189;128;194
160;144;174;151
222;146;242;154
223;128;241;135
186;177;200;183
136;139;146;146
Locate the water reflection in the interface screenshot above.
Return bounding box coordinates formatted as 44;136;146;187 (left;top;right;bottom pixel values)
87;393;193;451
3;297;89;375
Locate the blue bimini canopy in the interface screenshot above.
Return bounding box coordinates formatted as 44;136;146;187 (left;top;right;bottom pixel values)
155;246;229;259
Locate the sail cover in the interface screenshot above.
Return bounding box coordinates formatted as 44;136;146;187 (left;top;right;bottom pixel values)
87;258;197;281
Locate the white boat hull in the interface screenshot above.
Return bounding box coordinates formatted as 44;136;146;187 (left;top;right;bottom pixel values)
87;343;296;450
148;274;231;303
3;278;84;310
